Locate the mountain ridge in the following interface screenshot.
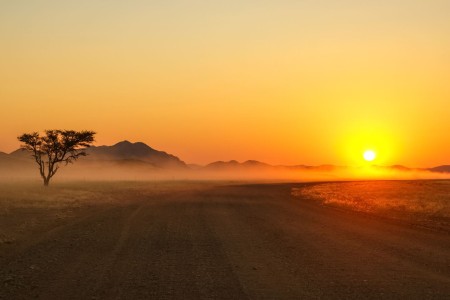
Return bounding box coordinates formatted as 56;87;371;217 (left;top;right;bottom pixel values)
1;141;449;173
84;140;187;169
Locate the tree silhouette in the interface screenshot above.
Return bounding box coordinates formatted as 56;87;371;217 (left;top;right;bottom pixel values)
18;130;96;186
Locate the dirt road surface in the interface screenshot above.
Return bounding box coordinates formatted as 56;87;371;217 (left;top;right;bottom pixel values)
1;182;449;299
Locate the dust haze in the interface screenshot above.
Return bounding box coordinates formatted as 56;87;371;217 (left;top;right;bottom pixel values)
1;156;449;183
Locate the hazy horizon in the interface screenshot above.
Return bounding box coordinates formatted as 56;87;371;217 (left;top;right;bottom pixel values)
2;138;449;184
1;139;449;169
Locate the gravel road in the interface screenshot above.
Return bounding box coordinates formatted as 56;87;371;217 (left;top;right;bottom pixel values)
1;182;449;299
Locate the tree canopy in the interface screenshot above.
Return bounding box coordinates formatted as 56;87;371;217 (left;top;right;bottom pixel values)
18;130;96;186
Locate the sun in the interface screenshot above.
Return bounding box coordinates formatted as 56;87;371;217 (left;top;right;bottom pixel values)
363;150;376;162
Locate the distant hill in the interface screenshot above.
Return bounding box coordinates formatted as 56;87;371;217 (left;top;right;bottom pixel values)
0;141;187;176
204;160;272;171
2;148;33;165
375;164;450;174
0;151;11;164
0;149;35;179
388;165;410;171
84;140;187;169
9;148;32;160
428;165;450;173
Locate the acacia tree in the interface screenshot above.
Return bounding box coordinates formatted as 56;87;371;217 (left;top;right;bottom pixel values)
18;130;96;186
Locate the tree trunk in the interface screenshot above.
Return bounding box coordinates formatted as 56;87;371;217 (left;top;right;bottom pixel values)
43;178;50;186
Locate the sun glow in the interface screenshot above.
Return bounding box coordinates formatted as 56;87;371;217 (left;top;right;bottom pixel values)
363;150;376;162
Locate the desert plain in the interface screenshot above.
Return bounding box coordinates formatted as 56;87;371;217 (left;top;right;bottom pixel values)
0;180;449;299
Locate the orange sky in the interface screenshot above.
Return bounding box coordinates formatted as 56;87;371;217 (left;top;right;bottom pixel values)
1;1;449;166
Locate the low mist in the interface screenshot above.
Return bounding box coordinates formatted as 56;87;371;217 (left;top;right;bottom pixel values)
1;157;449;184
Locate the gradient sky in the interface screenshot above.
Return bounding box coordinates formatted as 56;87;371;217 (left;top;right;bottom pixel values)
1;1;449;166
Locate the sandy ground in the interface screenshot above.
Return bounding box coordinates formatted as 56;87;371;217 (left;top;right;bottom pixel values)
0;181;449;299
